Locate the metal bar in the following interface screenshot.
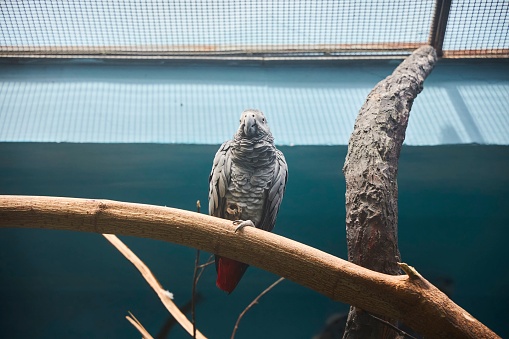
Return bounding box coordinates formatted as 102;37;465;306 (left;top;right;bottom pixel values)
0;53;413;61
3;49;505;60
442;49;509;59
0;42;424;56
429;0;452;57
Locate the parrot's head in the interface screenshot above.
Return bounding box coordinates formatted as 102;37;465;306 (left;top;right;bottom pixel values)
237;109;272;141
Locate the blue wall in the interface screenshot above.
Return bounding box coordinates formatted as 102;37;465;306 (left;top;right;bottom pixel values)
1;143;508;338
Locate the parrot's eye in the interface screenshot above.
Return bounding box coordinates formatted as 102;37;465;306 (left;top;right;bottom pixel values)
262;118;265;122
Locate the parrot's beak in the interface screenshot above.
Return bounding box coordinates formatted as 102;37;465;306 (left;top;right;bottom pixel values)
243;115;257;138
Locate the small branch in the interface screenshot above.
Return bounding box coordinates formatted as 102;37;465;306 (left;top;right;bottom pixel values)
197;259;215;269
192;249;200;339
102;234;207;339
368;313;418;339
196;255;215;283
0;195;500;338
191;200;201;339
126;311;154;339
398;263;421;280
156;294;204;339
231;277;285;339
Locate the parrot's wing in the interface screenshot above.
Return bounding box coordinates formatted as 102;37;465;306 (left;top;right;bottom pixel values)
209;140;232;218
258;149;288;232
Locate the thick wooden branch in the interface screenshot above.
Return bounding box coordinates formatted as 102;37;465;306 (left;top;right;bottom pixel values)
0;195;498;338
342;45;438;337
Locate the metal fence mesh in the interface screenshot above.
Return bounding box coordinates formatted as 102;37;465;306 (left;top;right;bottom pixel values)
443;0;509;57
1;0;507;59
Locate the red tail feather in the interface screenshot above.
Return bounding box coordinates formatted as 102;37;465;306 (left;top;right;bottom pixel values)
216;256;248;293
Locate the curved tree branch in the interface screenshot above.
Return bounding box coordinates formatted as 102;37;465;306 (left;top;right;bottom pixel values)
0;195;499;339
343;45;438;337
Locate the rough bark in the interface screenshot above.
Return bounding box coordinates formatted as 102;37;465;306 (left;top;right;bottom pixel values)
0;195;500;338
342;45;437;338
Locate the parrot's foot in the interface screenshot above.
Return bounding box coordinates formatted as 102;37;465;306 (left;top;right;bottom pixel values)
233;220;255;232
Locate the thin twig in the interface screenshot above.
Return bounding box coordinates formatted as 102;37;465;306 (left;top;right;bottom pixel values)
367;313;418;339
192;200;201;339
192;249;200;339
156;294;204;339
126;311;154;339
103;234;207;339
196;254;215;283
197;259;215;269
231;277;285;339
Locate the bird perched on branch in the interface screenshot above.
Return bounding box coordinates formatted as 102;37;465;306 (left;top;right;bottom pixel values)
208;109;288;293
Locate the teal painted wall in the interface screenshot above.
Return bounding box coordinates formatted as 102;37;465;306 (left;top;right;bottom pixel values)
1;143;508;338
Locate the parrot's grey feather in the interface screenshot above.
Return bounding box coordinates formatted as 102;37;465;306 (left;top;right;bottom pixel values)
209;140;232;218
218;170;226;198
259;150;288;231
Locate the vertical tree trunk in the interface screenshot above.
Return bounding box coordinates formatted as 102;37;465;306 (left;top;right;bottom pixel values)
342;45;437;338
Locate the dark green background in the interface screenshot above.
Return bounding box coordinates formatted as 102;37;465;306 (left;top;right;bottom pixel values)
1;143;508;338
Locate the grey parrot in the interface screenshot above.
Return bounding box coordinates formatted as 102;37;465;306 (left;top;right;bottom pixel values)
208;109;288;293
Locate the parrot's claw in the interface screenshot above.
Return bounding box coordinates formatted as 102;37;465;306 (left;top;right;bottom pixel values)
233;220;255;232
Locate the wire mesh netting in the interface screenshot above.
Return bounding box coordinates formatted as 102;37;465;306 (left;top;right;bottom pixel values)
0;0;507;59
443;0;509;57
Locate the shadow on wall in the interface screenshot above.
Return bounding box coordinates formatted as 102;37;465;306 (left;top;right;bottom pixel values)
444;85;484;144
